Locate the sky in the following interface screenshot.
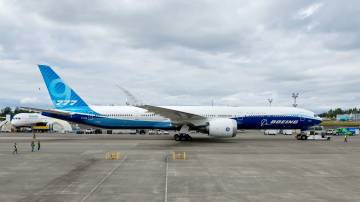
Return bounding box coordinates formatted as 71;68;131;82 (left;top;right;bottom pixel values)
0;0;359;113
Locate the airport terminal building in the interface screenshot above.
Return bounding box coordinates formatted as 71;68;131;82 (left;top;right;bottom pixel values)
336;113;360;121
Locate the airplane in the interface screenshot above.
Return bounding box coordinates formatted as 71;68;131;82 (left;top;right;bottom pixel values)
11;113;72;132
11;113;52;127
22;65;322;141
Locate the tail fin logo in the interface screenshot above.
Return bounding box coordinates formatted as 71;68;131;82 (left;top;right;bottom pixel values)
49;78;79;107
49;78;71;100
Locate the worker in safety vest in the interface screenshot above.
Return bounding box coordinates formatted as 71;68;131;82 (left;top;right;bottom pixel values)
31;140;35;152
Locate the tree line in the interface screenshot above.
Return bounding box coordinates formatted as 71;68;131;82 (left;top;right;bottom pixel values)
0;107;29;117
318;108;360;118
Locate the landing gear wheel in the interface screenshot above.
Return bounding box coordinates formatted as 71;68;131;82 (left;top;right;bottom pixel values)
175;134;193;141
184;134;192;141
296;134;301;140
301;135;307;140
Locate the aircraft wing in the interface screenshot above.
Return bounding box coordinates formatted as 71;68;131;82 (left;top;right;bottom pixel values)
139;105;207;126
20;107;73;116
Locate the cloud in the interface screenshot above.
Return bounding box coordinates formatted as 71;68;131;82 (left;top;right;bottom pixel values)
0;0;360;113
295;2;323;19
20;97;41;104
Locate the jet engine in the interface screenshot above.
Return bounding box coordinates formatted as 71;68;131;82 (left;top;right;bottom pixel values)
207;118;237;137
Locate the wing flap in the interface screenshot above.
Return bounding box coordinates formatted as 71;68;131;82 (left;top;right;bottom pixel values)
139;105;206;126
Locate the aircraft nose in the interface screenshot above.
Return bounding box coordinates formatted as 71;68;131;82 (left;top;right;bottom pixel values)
314;116;322;124
10;120;17;126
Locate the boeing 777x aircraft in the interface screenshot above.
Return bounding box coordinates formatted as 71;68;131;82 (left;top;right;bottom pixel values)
23;65;322;141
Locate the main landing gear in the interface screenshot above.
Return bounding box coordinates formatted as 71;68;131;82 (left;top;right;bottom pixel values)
174;133;193;141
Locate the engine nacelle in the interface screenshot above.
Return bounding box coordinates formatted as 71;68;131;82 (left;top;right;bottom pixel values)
208;118;237;137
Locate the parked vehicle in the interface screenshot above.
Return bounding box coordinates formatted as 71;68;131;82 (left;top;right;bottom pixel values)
296;131;331;141
281;130;293;135
85;128;95;134
296;126;330;140
305;134;331;141
336;128;357;136
264;130;280;135
137;129;147;135
76;130;84;134
148;130;170;135
345;127;359;135
308;126;326;135
326;129;336;135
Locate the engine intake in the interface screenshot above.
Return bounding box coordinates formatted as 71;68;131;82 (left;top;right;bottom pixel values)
208;118;237;137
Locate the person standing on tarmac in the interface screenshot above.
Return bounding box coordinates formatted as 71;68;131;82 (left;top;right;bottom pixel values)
31;140;35;152
13;142;18;154
37;141;41;151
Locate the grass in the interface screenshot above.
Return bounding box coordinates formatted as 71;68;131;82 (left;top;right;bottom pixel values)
321;120;360;127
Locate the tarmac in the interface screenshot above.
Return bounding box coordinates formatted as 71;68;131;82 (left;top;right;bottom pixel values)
0;131;359;202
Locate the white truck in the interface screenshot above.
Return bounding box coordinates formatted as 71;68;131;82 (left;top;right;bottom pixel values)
281;129;293;135
296;126;331;141
264;129;280;135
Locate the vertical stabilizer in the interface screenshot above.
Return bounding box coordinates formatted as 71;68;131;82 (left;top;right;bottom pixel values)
38;65;90;111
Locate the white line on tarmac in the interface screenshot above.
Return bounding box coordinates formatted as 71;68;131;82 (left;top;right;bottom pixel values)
61;181;77;194
80;155;127;202
165;154;169;202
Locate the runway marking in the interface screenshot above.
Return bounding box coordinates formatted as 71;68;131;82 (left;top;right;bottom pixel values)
60;181;77;194
164;154;169;202
80;155;127;202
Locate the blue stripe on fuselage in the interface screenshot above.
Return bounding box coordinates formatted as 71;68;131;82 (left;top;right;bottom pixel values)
42;112;174;129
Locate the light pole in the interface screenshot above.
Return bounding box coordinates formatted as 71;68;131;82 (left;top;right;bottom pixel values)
267;98;273;107
292;93;299;107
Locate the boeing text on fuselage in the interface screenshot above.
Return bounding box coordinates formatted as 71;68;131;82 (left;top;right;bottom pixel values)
261;119;299;127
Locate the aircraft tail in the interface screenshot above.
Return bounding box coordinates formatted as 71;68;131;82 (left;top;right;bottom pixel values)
38;65;90;111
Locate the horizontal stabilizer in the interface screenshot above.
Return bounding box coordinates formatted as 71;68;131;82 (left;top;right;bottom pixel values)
20;107;73;116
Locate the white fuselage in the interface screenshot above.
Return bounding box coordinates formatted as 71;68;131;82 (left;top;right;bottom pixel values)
12;113;55;127
42;105;321;130
88;105;317;120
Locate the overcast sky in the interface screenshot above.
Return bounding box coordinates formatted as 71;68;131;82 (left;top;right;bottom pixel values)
0;0;359;113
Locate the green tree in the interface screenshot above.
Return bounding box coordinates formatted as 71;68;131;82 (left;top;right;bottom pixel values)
14;107;29;114
1;107;12;116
